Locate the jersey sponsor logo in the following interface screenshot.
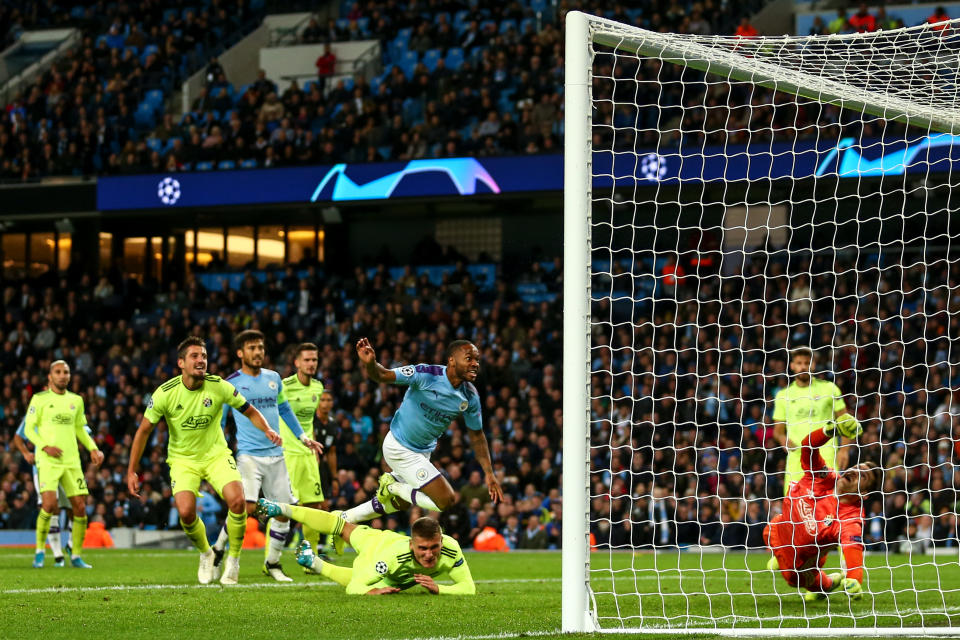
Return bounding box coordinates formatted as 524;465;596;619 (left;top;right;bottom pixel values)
182;415;213;430
52;413;74;425
203;397;212;408
459;401;468;411
375;560;388;575
418;403;457;425
400;365;415;378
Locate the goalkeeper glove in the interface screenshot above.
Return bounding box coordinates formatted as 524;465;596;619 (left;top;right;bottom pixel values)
842;577;863;600
834;413;863;439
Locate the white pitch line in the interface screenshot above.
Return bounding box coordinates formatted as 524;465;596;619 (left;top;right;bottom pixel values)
0;577;563;596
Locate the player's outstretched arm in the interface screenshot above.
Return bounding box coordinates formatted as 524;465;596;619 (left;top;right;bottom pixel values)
435;556;476;595
127;417;156;497
242;404;283;446
468;428;504;503
355;337;396;383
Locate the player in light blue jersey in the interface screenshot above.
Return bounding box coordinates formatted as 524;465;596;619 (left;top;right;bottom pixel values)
343;338;503;525
13;417;92;566
210;329;322;581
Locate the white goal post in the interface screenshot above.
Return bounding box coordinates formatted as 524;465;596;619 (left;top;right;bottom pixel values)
563;9;960;635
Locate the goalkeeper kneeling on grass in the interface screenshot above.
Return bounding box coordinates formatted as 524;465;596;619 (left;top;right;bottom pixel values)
764;413;881;602
255;498;475;595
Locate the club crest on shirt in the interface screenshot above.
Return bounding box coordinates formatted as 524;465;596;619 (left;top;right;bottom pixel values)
268;381;278;390
417;468;429;482
203;397;212;408
824;515;834;527
69;404;75;410
375;560;388;575
311;394;317;402
459;401;468;412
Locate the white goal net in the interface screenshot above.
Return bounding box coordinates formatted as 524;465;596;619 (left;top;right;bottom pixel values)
562;10;960;634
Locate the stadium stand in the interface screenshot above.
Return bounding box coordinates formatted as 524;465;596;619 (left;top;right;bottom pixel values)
0;0;784;180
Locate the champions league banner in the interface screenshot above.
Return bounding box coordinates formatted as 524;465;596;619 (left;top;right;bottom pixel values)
97;134;960;211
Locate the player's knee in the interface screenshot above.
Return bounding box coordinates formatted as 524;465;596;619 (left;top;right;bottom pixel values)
226;496;246;514
178;508;197;524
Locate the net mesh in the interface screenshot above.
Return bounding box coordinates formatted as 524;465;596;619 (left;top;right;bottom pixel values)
585;17;960;631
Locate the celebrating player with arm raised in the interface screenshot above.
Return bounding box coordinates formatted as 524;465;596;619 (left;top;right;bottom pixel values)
256;498;475;595
24;361;104;569
127;336;282;585
343;338;503;525
765;416;880;601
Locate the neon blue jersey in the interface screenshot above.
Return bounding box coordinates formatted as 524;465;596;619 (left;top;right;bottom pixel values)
389;364;482;453
223;368;303;457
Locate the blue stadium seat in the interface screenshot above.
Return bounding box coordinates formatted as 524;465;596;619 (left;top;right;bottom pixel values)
240;159;258;169
343;76;354;92
369;76;381;94
218;160;235;170
397;27;413;40
163;8;178;22
454;10;470;28
134;104;155;128
422;49;442;71
356;17;370;33
499;19;517;34
445;47;464;70
145;138;163;153
336;18;350;32
181;7;196;18
70;5;86;18
144;89;164;109
530;0;548;12
195;161;214;171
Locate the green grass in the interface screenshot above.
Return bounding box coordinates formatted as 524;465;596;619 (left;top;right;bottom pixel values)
1;548;957;639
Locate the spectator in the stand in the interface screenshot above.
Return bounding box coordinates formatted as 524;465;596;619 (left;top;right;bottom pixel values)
828;9;849;34
315;43;336;95
205;56;226;85
928;6;950;30
808;16;826;35
735;17;758;38
301;18;323;44
847;3;877;33
518;514;547;549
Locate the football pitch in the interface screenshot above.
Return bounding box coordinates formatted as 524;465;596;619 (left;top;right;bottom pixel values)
1;548;957;639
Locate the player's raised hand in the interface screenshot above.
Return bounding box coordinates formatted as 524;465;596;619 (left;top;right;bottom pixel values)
265;428;283;446
299;434;324;454
486;472;505;503
414;574;439;594
127;470;141;498
90;450;105;467
366;586;400;595
356;337;376;364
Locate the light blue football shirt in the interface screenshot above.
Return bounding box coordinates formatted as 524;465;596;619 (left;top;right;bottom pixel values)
389;364;482;453
223;368;303;457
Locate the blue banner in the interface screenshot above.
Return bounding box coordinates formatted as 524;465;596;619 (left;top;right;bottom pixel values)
96;135;960;211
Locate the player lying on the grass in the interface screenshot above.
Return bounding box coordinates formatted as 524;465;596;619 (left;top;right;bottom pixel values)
22;361;104;569
15;417;91;567
764;417;881;601
344;337;502;525
127;336;282;585
256;498;476;595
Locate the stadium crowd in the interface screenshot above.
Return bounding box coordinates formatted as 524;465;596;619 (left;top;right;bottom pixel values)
1;0;776;180
0;243;958;554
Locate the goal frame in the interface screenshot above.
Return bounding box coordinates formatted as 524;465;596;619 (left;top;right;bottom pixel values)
560;9;960;635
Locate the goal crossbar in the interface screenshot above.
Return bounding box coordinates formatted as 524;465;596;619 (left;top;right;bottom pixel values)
587;14;960;135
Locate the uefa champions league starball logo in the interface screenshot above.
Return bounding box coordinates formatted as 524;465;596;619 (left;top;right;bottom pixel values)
640;153;668;182
157;177;181;205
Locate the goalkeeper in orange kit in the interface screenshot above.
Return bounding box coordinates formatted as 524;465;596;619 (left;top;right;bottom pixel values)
764;416;881;601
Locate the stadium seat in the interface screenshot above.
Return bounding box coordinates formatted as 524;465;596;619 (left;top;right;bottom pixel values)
422;49;442;71
145;138;163;153
240;159;258;169
195;161;214;171
134;104;156;128
445;47;464;70
218;160;235;170
499;19;517;34
530;0;548;12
